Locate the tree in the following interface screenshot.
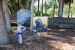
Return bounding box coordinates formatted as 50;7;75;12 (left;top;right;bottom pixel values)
7;0;20;20
52;0;56;17
38;0;40;16
58;0;73;17
44;0;57;16
58;0;64;17
45;0;46;15
68;2;71;18
67;0;73;18
42;0;43;16
7;0;31;20
0;0;9;44
3;0;11;32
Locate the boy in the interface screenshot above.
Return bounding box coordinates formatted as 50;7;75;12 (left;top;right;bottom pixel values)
16;9;31;47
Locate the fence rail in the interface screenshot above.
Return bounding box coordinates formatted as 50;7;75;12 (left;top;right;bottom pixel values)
48;17;75;29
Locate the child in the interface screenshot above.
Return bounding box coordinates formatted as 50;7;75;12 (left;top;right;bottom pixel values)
16;24;26;47
35;18;47;32
16;9;31;47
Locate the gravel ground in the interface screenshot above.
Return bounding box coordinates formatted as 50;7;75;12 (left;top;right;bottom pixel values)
5;38;75;50
2;29;75;50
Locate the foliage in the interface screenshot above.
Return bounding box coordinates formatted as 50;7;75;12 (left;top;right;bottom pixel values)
63;0;73;4
7;0;31;20
71;6;75;13
34;0;57;16
34;0;75;17
7;0;75;17
47;0;56;6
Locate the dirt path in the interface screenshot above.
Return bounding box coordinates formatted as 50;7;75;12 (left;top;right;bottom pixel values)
2;29;75;50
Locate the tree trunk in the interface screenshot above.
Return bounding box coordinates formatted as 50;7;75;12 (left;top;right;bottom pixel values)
38;0;40;16
45;0;46;16
58;0;63;17
53;4;55;17
0;0;9;44
3;0;11;32
30;0;34;32
68;2;71;18
26;0;31;10
42;0;43;16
